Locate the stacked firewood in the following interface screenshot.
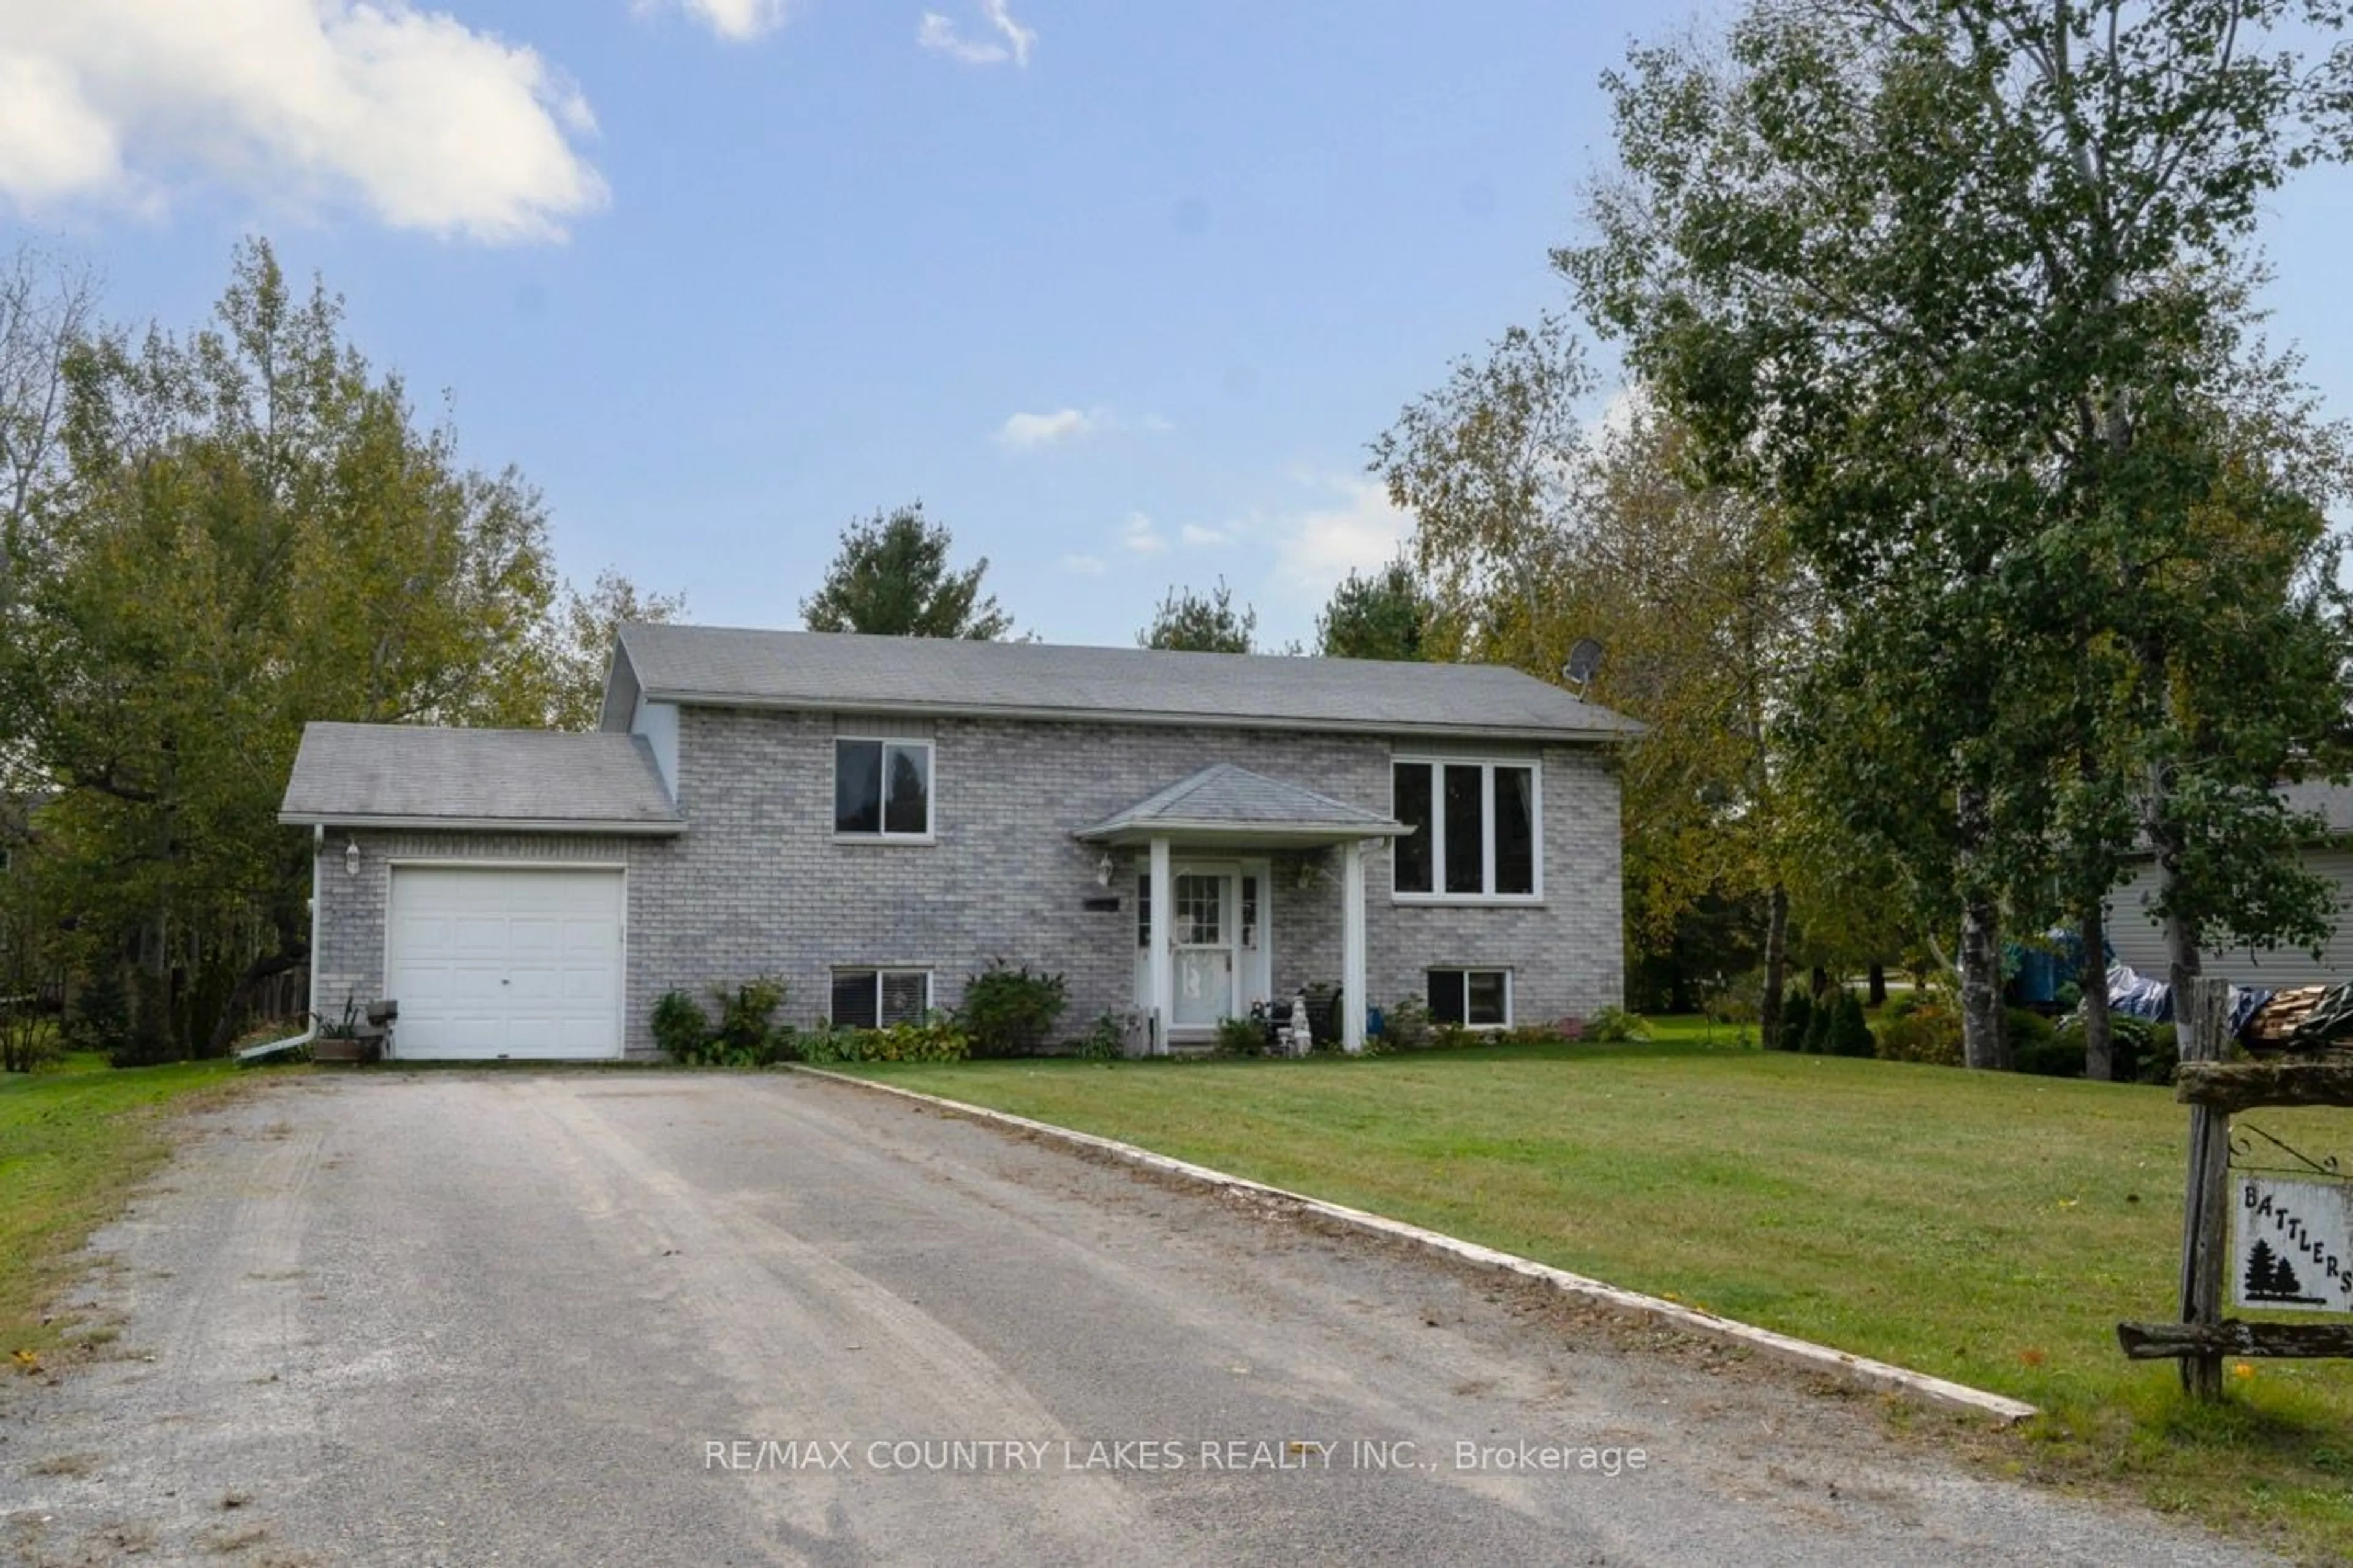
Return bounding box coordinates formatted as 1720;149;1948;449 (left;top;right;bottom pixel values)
2240;985;2353;1056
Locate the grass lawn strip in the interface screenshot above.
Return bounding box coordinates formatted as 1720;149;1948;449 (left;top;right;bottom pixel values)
0;1055;253;1371
806;1064;2039;1421
838;1034;2353;1562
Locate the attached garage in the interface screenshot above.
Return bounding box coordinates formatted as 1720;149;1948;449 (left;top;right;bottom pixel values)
280;723;685;1061
387;867;626;1060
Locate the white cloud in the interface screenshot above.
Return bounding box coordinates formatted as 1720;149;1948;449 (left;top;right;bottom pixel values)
1061;553;1107;577
1120;512;1166;555
644;0;792;42
0;1;606;243
917;0;1035;67
1268;475;1413;596
1179;523;1231;547
998;407;1096;449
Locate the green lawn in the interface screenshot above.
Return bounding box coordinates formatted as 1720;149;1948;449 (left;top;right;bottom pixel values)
842;1031;2353;1559
1;1053;253;1367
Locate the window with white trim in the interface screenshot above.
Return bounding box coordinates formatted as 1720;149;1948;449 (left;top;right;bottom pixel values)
831;969;932;1029
1428;968;1510;1028
835;739;933;838
1391;759;1537;898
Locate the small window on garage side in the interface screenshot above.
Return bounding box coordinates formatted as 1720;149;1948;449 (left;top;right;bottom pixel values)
835;739;933;838
1428;968;1510;1028
831;969;933;1029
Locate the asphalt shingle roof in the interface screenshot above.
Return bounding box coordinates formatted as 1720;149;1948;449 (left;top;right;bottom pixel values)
279;722;683;831
607;624;1642;741
1078;764;1406;843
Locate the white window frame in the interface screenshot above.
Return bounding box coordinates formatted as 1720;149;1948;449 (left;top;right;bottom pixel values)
830;968;933;1029
1389;756;1542;903
1427;968;1512;1029
833;737;936;843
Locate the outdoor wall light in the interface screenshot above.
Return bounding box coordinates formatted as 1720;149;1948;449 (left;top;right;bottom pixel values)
1095;853;1115;887
344;839;361;878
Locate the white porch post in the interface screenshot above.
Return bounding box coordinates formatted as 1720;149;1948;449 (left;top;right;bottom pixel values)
1341;838;1367;1053
1148;835;1173;1056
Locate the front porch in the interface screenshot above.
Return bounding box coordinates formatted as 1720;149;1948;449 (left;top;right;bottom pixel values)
1077;763;1407;1055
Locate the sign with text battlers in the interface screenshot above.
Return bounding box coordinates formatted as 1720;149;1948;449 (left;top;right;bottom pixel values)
2235;1178;2353;1312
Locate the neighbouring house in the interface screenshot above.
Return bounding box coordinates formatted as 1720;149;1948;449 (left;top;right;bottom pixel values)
2105;780;2353;989
278;626;1641;1060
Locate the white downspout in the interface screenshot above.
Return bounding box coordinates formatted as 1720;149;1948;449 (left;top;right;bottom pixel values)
237;824;321;1062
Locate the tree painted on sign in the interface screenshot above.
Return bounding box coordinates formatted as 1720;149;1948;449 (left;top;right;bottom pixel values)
2244;1237;2317;1303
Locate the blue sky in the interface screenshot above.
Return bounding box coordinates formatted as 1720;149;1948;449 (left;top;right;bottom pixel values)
2;0;2349;651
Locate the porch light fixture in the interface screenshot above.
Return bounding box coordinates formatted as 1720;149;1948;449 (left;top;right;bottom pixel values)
1095;853;1115;887
344;839;361;878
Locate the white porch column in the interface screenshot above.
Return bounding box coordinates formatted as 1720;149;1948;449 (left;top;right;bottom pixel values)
1341;838;1367;1053
1148;835;1173;1056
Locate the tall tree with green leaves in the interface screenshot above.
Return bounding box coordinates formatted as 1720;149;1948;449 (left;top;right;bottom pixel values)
1137;577;1257;653
1;239;566;1058
542;568;688;732
1373;316;1839;1038
800;503;1013;639
1565;0;2353;1066
1314;558;1435;661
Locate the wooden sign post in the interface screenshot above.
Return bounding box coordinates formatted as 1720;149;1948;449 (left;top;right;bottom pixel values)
2119;975;2353;1392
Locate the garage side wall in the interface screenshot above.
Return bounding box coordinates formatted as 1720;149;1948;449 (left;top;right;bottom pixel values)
312;829;677;1058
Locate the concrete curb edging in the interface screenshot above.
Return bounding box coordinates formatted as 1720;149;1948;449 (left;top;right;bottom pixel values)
797;1067;2039;1425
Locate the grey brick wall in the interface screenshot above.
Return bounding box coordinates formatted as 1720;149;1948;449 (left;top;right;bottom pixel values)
308;711;1625;1058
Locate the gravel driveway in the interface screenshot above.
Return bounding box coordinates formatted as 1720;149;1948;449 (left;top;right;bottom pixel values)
0;1072;2276;1566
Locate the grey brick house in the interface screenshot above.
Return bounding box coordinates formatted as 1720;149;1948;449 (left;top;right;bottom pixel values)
279;626;1639;1060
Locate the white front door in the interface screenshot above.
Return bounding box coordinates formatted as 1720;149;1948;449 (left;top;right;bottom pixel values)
1170;871;1237;1029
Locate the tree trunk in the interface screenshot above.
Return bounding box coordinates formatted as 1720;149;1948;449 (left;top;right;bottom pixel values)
1960;896;2008;1070
1760;882;1789;1048
1866;963;1887;1007
203;950;308;1057
2079;901;2113;1081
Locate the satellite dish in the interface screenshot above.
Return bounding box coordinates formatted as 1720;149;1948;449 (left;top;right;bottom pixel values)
1562;638;1604;697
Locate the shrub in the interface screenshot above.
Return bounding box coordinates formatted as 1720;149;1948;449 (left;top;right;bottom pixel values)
1771;990;1813;1053
2052;1013;2175;1083
1431;1021;1480;1050
1380;996;1434;1051
651;989;713;1061
712;977;794;1065
958;961;1069;1058
2006;1007;2077;1077
1875;1002;1964;1066
1213;1016;1265;1056
1822;988;1876;1057
799;1017;971;1064
1583;1006;1648;1043
1075;1012;1126;1061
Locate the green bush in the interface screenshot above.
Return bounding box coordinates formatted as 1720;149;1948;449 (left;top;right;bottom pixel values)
1875;1002;1964;1066
657;979;792;1066
798;1018;971;1064
1582;1006;1648;1043
1214;1016;1265;1056
651;989;712;1061
1075;1012;1126;1061
1823;988;1876;1057
958;960;1069;1058
2052;1012;2175;1083
2006;1007;2076;1077
713;977;794;1065
1379;996;1433;1051
1771;990;1813;1052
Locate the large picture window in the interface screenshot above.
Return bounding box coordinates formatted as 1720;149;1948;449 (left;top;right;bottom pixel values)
1428;968;1510;1028
832;969;931;1029
1391;759;1537;899
835;739;932;838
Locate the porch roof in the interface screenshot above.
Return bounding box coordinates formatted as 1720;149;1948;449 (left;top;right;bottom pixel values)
1075;763;1407;849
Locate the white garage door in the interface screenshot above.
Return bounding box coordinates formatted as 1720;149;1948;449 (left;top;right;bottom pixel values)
386;867;625;1060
